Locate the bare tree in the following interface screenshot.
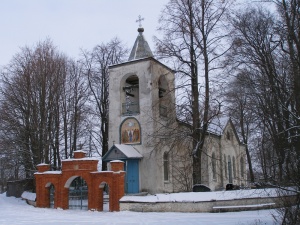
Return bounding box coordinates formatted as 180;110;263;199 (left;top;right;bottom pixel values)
226;5;292;181
155;0;232;185
0;40;67;176
0;39;92;178
225;73;256;182
66;59;90;158
82;38;128;171
226;4;300;223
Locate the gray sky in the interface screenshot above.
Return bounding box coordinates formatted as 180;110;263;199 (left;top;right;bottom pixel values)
0;0;169;67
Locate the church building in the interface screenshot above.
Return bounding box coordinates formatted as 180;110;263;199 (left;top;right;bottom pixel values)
103;25;247;194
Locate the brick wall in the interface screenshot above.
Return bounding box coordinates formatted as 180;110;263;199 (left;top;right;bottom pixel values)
34;153;125;211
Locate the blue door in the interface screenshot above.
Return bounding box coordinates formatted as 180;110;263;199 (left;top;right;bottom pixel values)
126;160;139;193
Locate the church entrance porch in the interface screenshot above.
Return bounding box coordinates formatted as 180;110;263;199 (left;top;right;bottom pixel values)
103;144;143;194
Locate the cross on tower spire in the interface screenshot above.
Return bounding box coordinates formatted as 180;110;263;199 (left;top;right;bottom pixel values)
136;15;144;28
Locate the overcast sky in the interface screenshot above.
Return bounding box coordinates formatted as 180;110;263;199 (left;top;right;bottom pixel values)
0;0;169;67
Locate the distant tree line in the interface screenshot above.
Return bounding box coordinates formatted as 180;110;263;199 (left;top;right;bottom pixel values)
0;38;127;181
225;1;300;223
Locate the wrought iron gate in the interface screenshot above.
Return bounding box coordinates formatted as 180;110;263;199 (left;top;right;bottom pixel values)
68;177;88;210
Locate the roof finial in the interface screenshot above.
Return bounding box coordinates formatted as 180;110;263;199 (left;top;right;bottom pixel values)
136;15;144;28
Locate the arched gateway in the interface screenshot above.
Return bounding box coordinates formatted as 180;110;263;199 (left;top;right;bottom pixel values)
34;151;125;211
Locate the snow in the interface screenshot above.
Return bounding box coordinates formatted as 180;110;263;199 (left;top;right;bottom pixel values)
110;160;124;163
121;188;279;203
34;171;62;175
62;157;99;162
113;144;143;158
37;163;49;166
73;150;86;153
21;191;36;202
43;171;62;174
0;192;277;225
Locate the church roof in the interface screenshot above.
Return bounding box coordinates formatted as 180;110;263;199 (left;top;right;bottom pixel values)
128;27;154;61
207;116;229;136
102;144;143;162
178;116;244;144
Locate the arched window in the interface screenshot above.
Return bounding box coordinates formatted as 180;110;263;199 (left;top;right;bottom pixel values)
240;157;244;178
227;131;231;140
224;154;227;179
232;156;236;179
228;155;232;183
122;75;139;115
158;75;169;117
212;152;216;180
163;152;169;181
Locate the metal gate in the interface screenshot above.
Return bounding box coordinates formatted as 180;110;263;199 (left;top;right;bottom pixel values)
68;177;88;210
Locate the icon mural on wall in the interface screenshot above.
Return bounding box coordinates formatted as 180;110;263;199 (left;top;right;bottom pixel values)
121;118;141;144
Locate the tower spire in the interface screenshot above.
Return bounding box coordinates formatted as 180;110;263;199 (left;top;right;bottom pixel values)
128;16;153;61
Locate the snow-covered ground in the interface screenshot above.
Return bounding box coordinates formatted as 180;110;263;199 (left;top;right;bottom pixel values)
0;193;278;225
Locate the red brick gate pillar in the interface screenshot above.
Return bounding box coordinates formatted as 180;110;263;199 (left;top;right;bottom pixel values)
110;161;125;211
35;164;51;208
61;187;69;209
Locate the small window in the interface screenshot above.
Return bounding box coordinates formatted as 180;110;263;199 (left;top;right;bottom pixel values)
163;152;169;181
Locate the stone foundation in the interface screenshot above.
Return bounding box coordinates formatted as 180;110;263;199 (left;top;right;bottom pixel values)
120;195;296;213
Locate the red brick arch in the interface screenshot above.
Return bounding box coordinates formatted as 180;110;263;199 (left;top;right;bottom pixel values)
35;151;125;211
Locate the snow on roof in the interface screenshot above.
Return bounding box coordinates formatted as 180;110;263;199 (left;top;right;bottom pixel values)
43;171;62;175
207;116;229;136
62;157;99;162
110;160;124;163
113;144;143;158
37;163;49;166
73;150;86;153
177;116;230;136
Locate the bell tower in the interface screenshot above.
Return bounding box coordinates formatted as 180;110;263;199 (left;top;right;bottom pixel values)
106;24;176;194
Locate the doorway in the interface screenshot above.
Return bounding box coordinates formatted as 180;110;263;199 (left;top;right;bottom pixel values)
125;159;139;193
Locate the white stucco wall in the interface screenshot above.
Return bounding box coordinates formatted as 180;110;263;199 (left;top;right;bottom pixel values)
108;58;175;194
